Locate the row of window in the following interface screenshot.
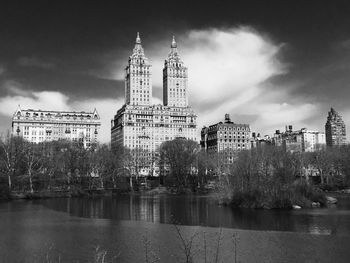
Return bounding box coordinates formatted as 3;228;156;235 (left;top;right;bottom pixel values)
219;126;249;131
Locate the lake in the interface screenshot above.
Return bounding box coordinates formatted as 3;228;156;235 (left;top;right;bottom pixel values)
0;194;350;262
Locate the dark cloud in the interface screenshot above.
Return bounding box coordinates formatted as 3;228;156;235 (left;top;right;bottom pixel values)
0;66;124;101
1;0;350;138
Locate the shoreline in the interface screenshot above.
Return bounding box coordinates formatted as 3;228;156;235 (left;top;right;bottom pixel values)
1;187;349;208
0;185;212;201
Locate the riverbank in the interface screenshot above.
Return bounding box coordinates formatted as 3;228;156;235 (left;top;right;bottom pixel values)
2;185;349;211
214;180;350;209
2;188;127;200
0;185;210;201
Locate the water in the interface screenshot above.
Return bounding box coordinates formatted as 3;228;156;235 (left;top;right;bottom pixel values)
38;195;350;235
1;195;350;262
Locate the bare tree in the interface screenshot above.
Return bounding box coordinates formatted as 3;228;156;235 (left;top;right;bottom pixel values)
88;144;112;189
23;141;43;193
160;138;199;190
0;132;24;192
310;149;333;185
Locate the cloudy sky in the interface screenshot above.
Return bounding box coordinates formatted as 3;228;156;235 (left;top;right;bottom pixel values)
0;0;350;142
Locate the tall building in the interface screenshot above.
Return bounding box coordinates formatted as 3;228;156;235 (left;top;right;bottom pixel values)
272;126;326;152
200;114;251;163
325;107;347;146
163;36;188;107
12;105;101;147
111;33;198;176
125;32;152;106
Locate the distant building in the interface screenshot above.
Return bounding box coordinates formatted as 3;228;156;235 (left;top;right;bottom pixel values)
200;114;251;163
250;133;272;149
12;105;101;147
325;108;347;146
272;126;326;152
111;33;198;176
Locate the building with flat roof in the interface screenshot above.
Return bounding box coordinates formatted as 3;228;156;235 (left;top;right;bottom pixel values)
200;114;251;163
12;105;101;147
272;126;326;152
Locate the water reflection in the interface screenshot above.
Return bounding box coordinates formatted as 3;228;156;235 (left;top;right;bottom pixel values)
38;195;350;235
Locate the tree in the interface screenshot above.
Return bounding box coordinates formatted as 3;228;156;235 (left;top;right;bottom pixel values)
23;141;43;193
197;149;214;189
109;146;130;189
88;144;111;189
0;132;24;192
160;138;199;189
38;140;68;190
309;148;334;185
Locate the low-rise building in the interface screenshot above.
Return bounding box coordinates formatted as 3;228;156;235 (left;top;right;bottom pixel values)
250;133;272;149
272;126;325;152
12;105;101;147
200;114;251;163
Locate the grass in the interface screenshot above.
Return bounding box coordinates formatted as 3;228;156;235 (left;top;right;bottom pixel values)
36;225;241;263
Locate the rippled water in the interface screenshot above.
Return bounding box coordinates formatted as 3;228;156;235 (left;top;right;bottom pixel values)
0;195;350;262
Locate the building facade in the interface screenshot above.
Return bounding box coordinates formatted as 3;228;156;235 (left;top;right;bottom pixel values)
111;33;198;176
12;105;101;147
325;108;347;146
163;36;188;107
125;32;152;106
250;133;272;149
272;126;326;152
200;114;251;163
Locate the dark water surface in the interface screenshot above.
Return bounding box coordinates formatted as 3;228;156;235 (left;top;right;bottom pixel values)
1;195;350;262
37;194;350;235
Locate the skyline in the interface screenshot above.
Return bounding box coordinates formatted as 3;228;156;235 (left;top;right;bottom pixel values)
0;1;349;142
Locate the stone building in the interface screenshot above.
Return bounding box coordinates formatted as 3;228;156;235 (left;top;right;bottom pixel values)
272;126;326;152
111;33;198;176
250;133;272;149
12;105;101;147
325;107;347;146
200;114;251;163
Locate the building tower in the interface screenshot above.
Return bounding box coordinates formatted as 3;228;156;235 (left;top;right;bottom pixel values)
325;107;347;146
111;33;198;176
163;36;188;107
125;32;152;106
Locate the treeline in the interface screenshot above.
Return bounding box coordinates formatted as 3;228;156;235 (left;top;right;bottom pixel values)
217;145;350;208
1;132;349;202
0;133;135;197
0;135;213;197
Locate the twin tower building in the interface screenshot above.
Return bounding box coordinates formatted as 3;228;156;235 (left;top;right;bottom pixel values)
111;33;198;172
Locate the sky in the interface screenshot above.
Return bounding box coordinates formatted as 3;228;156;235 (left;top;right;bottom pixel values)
0;0;350;143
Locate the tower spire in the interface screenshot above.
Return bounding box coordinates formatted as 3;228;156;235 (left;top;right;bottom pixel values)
171;35;177;48
132;32;145;56
136;32;141;44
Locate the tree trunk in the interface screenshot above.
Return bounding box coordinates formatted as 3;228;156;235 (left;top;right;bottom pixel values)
7;173;12;192
320;172;324;184
100;177;104;189
67;173;71;190
112;176;116;189
29;170;34;194
129;176;133;191
47;171;52;190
